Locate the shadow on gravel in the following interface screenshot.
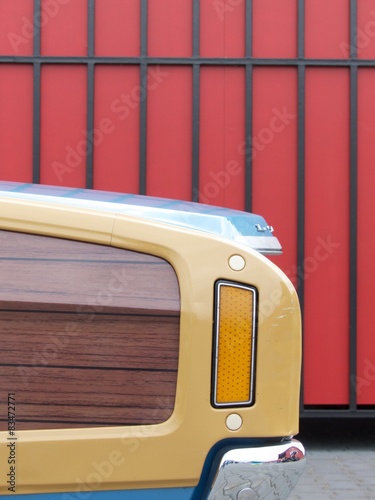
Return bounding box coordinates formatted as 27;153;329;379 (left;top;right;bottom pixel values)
297;418;375;449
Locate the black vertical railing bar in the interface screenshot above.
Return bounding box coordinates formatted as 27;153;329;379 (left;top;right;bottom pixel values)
297;63;306;415
86;61;95;189
140;0;148;59
88;0;95;59
32;63;41;184
192;0;200;202
86;0;95;189
245;0;252;58
297;0;305;60
297;0;305;413
349;0;358;411
33;0;41;58
349;64;358;412
192;0;200;59
244;0;253;213
349;0;357;60
192;64;200;202
244;64;252;213
139;0;148;195
32;0;42;184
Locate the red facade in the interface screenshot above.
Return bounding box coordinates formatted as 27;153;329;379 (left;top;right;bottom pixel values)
0;0;375;415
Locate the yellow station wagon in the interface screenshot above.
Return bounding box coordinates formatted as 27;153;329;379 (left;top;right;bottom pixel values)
0;182;305;499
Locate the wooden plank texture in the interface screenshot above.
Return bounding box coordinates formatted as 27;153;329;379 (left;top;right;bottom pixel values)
0;231;180;429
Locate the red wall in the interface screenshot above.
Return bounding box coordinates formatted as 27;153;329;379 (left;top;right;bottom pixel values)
1;0;375;409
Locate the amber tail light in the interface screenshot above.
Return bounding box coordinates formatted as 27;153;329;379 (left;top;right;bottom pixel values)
212;281;257;408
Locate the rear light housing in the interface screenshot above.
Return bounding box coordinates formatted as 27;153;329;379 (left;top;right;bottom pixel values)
212;280;257;408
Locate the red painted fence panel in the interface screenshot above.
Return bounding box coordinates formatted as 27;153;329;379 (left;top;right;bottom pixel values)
146;66;192;200
95;0;140;57
40;66;87;187
200;0;245;58
199;67;245;210
148;0;192;57
357;68;375;404
251;67;298;286
305;0;349;59
304;68;350;405
357;0;375;60
0;65;33;182
41;0;88;56
94;66;140;193
0;0;34;56
253;0;297;58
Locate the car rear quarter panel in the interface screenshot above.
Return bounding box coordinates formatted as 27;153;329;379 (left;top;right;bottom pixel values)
0;196;301;495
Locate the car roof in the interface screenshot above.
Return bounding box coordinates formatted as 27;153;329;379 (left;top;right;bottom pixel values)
0;181;282;255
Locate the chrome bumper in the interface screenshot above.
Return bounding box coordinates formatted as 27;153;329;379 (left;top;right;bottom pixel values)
208;439;306;499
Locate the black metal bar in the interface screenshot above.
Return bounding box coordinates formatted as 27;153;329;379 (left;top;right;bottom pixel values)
192;0;200;59
32;63;41;184
349;65;358;411
88;0;95;58
140;0;148;58
297;0;305;59
350;0;357;60
297;66;306;413
191;0;200;201
86;63;95;189
139;0;148;194
32;0;42;184
4;56;375;67
33;0;41;57
139;75;148;188
244;0;253;212
86;0;95;189
244;64;252;213
349;0;358;411
192;64;200;202
245;0;252;59
297;0;305;413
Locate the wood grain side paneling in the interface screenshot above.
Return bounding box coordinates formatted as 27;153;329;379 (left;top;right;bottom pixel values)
0;231;180;430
